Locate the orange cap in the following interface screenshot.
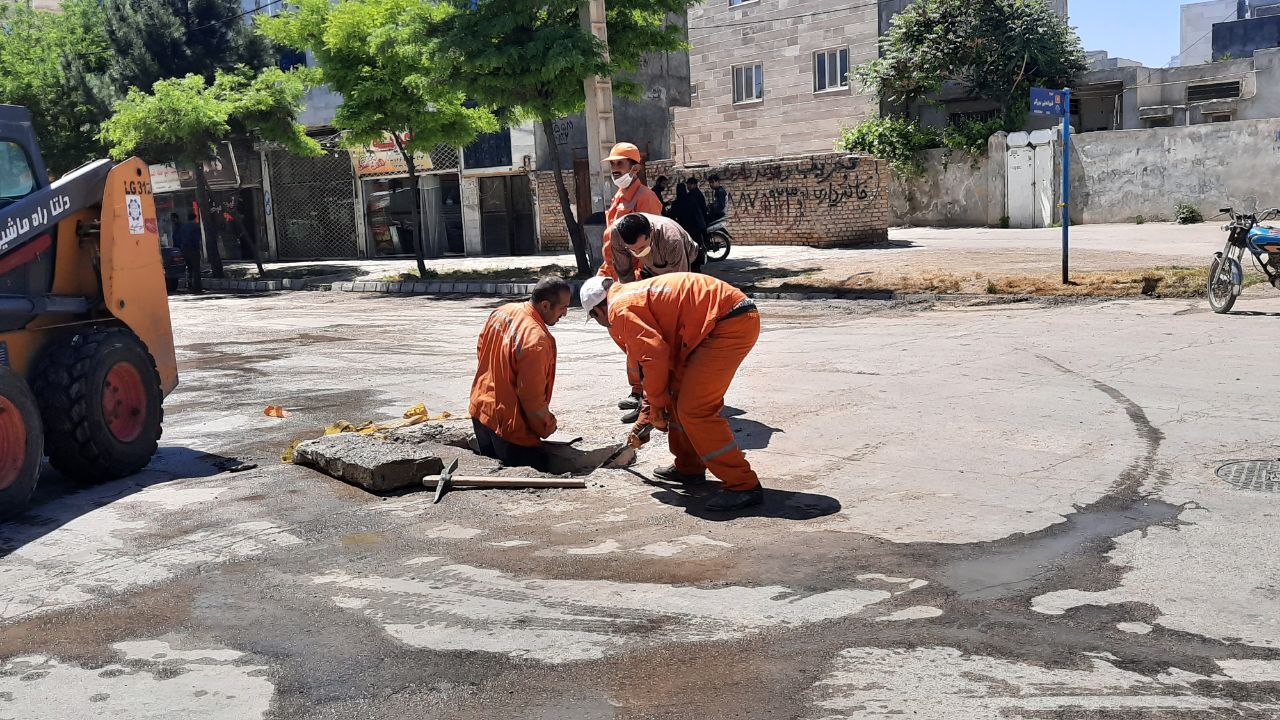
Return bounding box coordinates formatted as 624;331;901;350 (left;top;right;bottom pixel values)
603;142;642;164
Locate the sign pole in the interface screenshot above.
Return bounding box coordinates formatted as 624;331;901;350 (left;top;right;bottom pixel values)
1061;87;1071;285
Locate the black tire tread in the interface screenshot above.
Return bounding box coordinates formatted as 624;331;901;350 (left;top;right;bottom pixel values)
32;327;164;482
0;368;43;520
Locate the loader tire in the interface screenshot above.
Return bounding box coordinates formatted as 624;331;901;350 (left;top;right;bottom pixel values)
33;328;163;482
0;367;43;520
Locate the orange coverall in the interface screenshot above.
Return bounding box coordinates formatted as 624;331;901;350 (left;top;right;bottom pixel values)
468;302;557;447
607;274;761;491
598;182;663;279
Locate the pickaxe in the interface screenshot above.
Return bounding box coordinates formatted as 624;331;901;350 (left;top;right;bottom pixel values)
423;458;587;504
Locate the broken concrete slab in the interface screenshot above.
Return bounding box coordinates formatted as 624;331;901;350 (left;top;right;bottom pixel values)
294;434;446;493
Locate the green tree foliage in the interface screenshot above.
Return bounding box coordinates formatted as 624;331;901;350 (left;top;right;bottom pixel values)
858;0;1087;117
837;117;940;176
76;0;273;114
0;0;111;174
101;68;320;276
259;0;498;275
427;0;692;275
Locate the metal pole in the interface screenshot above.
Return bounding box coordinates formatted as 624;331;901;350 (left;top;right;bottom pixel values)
1061;87;1071;285
580;0;617;217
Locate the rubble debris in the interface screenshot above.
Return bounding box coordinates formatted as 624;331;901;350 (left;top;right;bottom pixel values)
293;433;448;493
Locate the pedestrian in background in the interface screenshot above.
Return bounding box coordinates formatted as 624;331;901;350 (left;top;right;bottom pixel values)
175;212;203;293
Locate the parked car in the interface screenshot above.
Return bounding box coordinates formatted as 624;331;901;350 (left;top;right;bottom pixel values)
161;246;185;293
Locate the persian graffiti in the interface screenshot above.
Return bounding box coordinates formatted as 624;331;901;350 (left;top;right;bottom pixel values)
669;155;882;225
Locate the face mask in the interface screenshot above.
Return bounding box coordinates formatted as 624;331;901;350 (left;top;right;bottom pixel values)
613;173;634;190
629;244;652;258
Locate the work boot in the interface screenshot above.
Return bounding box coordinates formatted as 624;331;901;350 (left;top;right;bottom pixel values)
653;465;707;484
618;392;641;410
704;485;765;512
620;407;640;424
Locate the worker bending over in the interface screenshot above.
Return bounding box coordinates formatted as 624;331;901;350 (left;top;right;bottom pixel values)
469;277;572;471
580;273;764;512
609;212;703;423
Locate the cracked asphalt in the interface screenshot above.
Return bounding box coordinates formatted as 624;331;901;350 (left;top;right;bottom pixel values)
3;289;1280;719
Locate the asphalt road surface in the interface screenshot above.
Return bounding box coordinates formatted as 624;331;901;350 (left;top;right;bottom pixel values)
2;290;1279;719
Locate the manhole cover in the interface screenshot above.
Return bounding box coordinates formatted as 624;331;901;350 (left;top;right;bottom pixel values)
1216;461;1280;493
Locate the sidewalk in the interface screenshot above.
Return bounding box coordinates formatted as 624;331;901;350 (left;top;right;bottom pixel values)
199;223;1241;298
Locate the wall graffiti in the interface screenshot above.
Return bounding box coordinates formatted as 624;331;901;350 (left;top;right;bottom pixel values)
664;155;883;224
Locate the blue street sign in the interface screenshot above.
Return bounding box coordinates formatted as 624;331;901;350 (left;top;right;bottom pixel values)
1030;87;1067;117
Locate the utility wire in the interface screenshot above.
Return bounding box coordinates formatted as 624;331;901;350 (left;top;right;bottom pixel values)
687;0;896;32
1165;7;1239;68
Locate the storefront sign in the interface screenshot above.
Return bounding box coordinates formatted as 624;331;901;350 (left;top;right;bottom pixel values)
147;142;240;193
351;132;432;178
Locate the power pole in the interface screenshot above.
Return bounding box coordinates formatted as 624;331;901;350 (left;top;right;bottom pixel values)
580;0;617;218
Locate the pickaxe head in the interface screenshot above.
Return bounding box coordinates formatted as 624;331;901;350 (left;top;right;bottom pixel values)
433;458;459;504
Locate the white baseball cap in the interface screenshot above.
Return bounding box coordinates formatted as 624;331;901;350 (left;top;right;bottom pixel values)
579;275;612;316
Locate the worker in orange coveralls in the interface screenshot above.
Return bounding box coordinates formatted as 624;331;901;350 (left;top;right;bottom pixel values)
598;142;663;280
469;277;572;471
579;272;764;512
596;142;664;419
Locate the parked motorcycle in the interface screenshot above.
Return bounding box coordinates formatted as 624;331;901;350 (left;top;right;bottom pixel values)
1209;206;1280;314
702;216;732;262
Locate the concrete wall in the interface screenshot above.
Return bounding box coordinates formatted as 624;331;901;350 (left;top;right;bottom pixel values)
534;153;891;248
534;46;692;172
1182;0;1239;66
889;150;991;227
672;0;881;164
1070;118;1280;224
1213;14;1280;60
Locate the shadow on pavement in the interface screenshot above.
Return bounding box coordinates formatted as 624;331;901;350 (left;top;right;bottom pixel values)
724;406;782;451
0;448;241;556
648;482;841;522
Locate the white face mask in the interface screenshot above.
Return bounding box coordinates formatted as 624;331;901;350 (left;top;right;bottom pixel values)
613;172;634;190
629;244;652;258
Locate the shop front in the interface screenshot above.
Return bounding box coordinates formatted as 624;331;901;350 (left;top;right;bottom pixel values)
351;135;464;258
150;141;268;263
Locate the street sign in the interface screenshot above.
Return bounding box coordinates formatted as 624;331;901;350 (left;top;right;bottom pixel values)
1030;87;1067;117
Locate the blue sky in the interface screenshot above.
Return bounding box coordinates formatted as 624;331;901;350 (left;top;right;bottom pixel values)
1070;0;1189;67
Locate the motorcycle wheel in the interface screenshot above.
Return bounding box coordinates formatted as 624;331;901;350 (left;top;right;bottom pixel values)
706;231;731;262
1207;254;1242;314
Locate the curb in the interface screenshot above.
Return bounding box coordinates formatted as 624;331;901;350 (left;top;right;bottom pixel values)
179;271;349;293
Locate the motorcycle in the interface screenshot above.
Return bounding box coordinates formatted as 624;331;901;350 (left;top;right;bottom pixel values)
1209;206;1280;314
702;216;732;262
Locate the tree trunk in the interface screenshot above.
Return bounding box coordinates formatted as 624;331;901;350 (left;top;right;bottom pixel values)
393;133;429;278
541;118;591;276
194;164;224;279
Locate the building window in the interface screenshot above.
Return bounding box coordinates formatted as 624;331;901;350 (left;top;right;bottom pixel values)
814;48;850;93
1205;112;1233;123
1187;81;1242;103
729;0;758;6
733;63;764;104
1144;117;1174;129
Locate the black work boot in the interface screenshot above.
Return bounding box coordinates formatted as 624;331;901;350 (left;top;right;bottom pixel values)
653;465;707;484
620;407;640;424
618;392;641;410
705;485;765;512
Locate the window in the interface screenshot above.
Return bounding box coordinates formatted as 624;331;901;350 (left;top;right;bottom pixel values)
1187;81;1242;103
733;63;764;104
814;48;850;93
729;0;758;6
0;142;35;204
1205;112;1234;123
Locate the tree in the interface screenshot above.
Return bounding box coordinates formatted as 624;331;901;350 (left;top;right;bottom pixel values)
74;0;273;114
858;0;1087;120
100;68;321;277
0;0;112;174
259;0;498;276
427;0;693;275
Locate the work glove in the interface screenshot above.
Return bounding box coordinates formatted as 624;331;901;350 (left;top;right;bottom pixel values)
628;423;654;448
650;407;671;433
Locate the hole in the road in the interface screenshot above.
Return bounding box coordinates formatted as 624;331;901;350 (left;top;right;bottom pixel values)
1216;461;1280;494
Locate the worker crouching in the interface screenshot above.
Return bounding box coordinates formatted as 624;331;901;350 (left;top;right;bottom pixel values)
468;277;572;471
580;273;765;512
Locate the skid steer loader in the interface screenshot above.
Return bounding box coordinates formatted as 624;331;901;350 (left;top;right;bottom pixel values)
0;105;177;519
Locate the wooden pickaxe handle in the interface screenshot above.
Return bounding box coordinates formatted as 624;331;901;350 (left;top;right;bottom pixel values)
423;476;587;489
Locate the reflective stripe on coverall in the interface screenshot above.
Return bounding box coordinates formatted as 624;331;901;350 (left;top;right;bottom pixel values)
598;182;663;279
468;302;557;447
607;273;760;491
